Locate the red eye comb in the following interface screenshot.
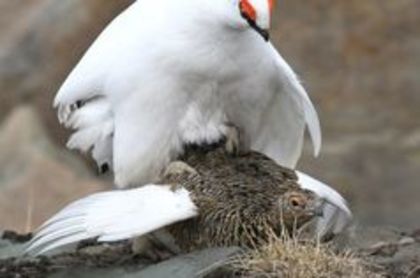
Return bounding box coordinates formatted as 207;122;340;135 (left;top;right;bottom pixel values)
239;0;257;22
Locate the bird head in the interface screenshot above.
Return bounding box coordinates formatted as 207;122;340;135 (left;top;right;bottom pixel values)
278;189;323;227
238;0;274;41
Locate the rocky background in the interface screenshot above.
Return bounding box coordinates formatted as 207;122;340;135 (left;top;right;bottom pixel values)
0;0;419;234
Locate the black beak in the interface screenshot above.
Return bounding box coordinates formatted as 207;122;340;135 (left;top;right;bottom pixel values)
241;12;270;42
311;207;324;218
253;25;270;42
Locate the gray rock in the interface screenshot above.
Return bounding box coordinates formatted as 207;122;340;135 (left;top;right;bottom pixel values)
0;234;240;278
349;226;420;277
348;226;404;250
0;0;133;144
3;226;420;277
0;106;109;232
0;232;27;260
50;247;240;278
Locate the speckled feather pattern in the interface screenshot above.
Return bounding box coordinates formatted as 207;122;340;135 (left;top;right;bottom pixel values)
25;144;348;255
163;145;316;251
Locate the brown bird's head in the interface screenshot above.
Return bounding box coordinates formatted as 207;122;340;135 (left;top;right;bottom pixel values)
277;188;323;229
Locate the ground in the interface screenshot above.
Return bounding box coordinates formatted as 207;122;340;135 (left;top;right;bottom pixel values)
1;226;420;277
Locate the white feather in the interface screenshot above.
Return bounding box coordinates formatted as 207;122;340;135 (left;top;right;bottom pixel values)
92;136;113;170
269;44;321;159
52;0;322;188
26;185;198;255
64;98;111;129
296;171;352;237
53;2;145;108
66;121;113;152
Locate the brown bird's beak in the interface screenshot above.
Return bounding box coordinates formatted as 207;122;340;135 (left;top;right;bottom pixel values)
310;206;324;218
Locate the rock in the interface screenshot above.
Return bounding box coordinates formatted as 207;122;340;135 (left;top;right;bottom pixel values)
410;229;420;242
0;106;110;233
0;232;240;278
349;226;404;249
117;247;240;278
0;0;133;144
366;242;399;257
349;226;420;277
0;231;27;260
4;226;420;277
375;243;420;278
398;237;415;246
277;0;420;229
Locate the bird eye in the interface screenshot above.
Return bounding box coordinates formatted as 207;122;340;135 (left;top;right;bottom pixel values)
289;197;303;209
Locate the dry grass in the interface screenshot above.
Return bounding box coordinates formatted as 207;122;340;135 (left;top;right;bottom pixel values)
232;235;383;278
24;183;35;233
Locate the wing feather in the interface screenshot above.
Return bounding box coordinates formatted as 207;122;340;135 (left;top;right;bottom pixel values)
26;184;198;255
53;1;142;108
251;44;321;169
270;44;322;157
297;171;352;237
52;2;145;171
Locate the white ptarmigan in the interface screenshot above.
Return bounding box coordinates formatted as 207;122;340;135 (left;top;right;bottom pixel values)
55;0;319;187
49;0;351;246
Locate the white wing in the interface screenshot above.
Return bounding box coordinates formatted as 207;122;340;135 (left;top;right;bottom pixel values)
270;44;322;157
54;1;145;108
52;0;321;185
26;185;198;255
53;1;163;174
52;0;221;187
53;2;139;172
297;171;352;237
251;44;321;169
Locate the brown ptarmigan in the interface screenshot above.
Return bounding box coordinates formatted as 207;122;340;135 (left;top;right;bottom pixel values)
27;142;329;255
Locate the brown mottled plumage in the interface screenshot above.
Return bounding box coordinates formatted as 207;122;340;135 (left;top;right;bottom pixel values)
160;144;321;252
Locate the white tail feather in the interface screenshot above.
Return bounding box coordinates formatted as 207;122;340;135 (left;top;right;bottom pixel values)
296;171;352;237
300;92;322;157
26;184;197;255
269;44;322;159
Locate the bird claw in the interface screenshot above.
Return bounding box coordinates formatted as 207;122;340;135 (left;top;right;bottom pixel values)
164;161;197;177
224;123;242;155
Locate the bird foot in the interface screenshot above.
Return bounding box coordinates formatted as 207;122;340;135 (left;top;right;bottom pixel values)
224;123;243;155
164;161;197;178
